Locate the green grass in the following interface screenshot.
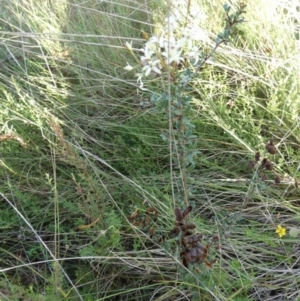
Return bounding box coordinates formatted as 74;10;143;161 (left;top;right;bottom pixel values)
0;0;300;300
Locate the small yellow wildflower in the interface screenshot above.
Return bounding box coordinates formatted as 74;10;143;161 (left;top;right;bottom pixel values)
276;225;286;238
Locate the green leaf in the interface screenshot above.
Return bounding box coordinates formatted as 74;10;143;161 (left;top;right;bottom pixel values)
174;109;182;116
223;3;231;12
160;133;168;142
289;227;300;237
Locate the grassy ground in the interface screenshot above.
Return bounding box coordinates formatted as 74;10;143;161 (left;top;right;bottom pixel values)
0;0;300;300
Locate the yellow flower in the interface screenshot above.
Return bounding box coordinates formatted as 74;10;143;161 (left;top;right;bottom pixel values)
276;225;286;238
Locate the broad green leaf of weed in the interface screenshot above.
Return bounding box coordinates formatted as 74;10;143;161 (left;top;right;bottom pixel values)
289;227;300;237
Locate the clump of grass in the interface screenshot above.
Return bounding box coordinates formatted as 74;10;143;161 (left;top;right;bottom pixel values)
1;0;300;300
0;0;160;300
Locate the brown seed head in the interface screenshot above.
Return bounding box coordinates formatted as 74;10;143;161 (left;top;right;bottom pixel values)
261;158;268;168
174;208;183;222
274;176;281;185
255;152;260;162
265;161;273;171
266;141;277;154
170;226;180;238
185;223;196;230
182;206;192;219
